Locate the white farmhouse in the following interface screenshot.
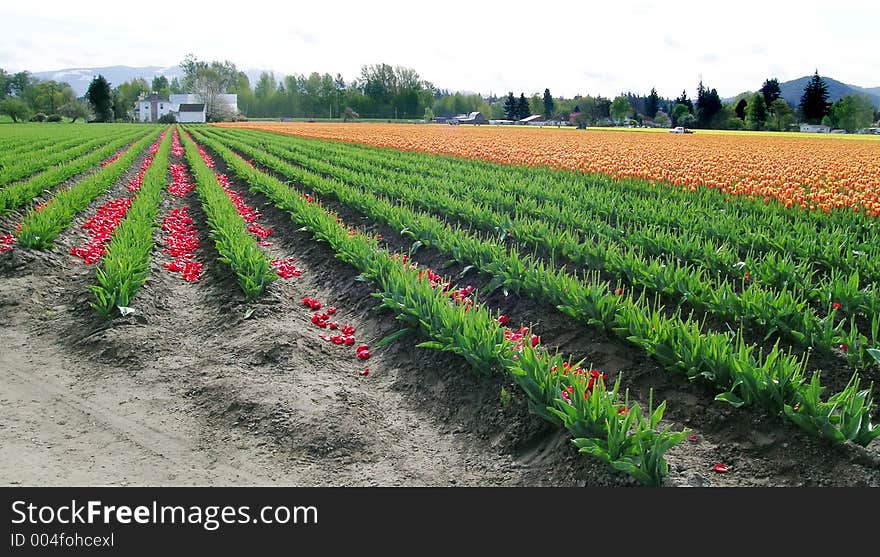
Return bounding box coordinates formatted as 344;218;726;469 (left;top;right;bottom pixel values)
135;92;238;123
136;93;173;122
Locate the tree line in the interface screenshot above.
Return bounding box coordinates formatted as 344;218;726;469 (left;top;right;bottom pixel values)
3;58;878;132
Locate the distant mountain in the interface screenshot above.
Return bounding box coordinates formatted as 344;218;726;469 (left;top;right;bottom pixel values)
32;65;270;96
32;65;183;96
726;76;880;109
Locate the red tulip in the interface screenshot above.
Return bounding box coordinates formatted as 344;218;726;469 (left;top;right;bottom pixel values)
687;434;699;442
840;343;848;352
497;315;509;325
614;287;624;296
357;350;371;360
359;368;370;376
342;335;356;346
832;302;841;310
341;325;355;335
530;335;540;347
356;344;369;352
712;463;730;473
327;307;337;315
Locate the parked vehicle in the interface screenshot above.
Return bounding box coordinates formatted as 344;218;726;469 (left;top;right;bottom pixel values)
669;126;694;134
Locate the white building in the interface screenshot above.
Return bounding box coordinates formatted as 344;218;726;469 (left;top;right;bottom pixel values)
135;92;238;123
136;93;173;122
800;124;831;133
176;103;206;123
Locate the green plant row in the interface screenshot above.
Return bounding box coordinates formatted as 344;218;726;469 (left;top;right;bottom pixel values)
192;127;880;448
187;128;687;486
0;128;152;215
0;124;147;166
179;130;276;300
15;130;162;248
214;127;880;301
90;130;172;317
0;137;73;166
222;127;880;284
0;132;133;187
202;127;879;366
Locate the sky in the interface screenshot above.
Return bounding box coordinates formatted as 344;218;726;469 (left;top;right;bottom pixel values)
1;0;877;99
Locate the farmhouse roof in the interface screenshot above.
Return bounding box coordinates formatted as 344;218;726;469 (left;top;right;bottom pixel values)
518;115;543;122
178;103;205;112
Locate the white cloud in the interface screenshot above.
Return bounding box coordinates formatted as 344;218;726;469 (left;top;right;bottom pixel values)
1;0;877;99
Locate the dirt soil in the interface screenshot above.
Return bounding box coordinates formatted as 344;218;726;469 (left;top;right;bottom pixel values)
2;138;879;488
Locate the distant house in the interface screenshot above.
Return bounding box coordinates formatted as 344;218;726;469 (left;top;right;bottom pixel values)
450;111;488;125
171;93;238;118
136;93;172;122
135;92;238;123
177;103;206;123
800;124;831;133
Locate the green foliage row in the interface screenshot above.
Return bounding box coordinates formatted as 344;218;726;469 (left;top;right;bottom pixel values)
0;134;130;187
15;130;161;248
202;127;879;366
188;127;687;486
0;128;152;215
179;130;275;300
222;128;880;284
192;126;880;448
90;130;172;316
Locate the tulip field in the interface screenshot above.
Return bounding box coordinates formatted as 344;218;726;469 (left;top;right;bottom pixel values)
2;122;880;487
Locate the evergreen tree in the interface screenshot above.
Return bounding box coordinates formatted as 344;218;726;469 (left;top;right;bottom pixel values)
674;89;693;112
503;91;517;119
800;70;830;124
542;88;554;118
734;98;748;120
760;78;781;107
517;93;531;119
745;93;767;130
695;80;722;128
86;74;113;122
646;87;660;118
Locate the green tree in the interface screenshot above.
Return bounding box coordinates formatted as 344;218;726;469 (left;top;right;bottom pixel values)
503;92;517;119
767;98;794;131
745;93;767;130
423;107;434;122
646;87;660;118
830;94;874;132
799;70;830;124
152;75;171;98
529;93;543;117
695;80;723;128
0;97;31;122
671;103;690;127
760;78;781;107
654;111;670;127
86;74;113;122
542;88;554;118
734;98;747;120
113;78;150;121
674;89;693;112
610;95;631;123
517;93;531;119
60;99;91;123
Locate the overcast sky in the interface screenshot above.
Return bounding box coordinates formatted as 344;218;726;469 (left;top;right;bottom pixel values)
1;0;876;98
